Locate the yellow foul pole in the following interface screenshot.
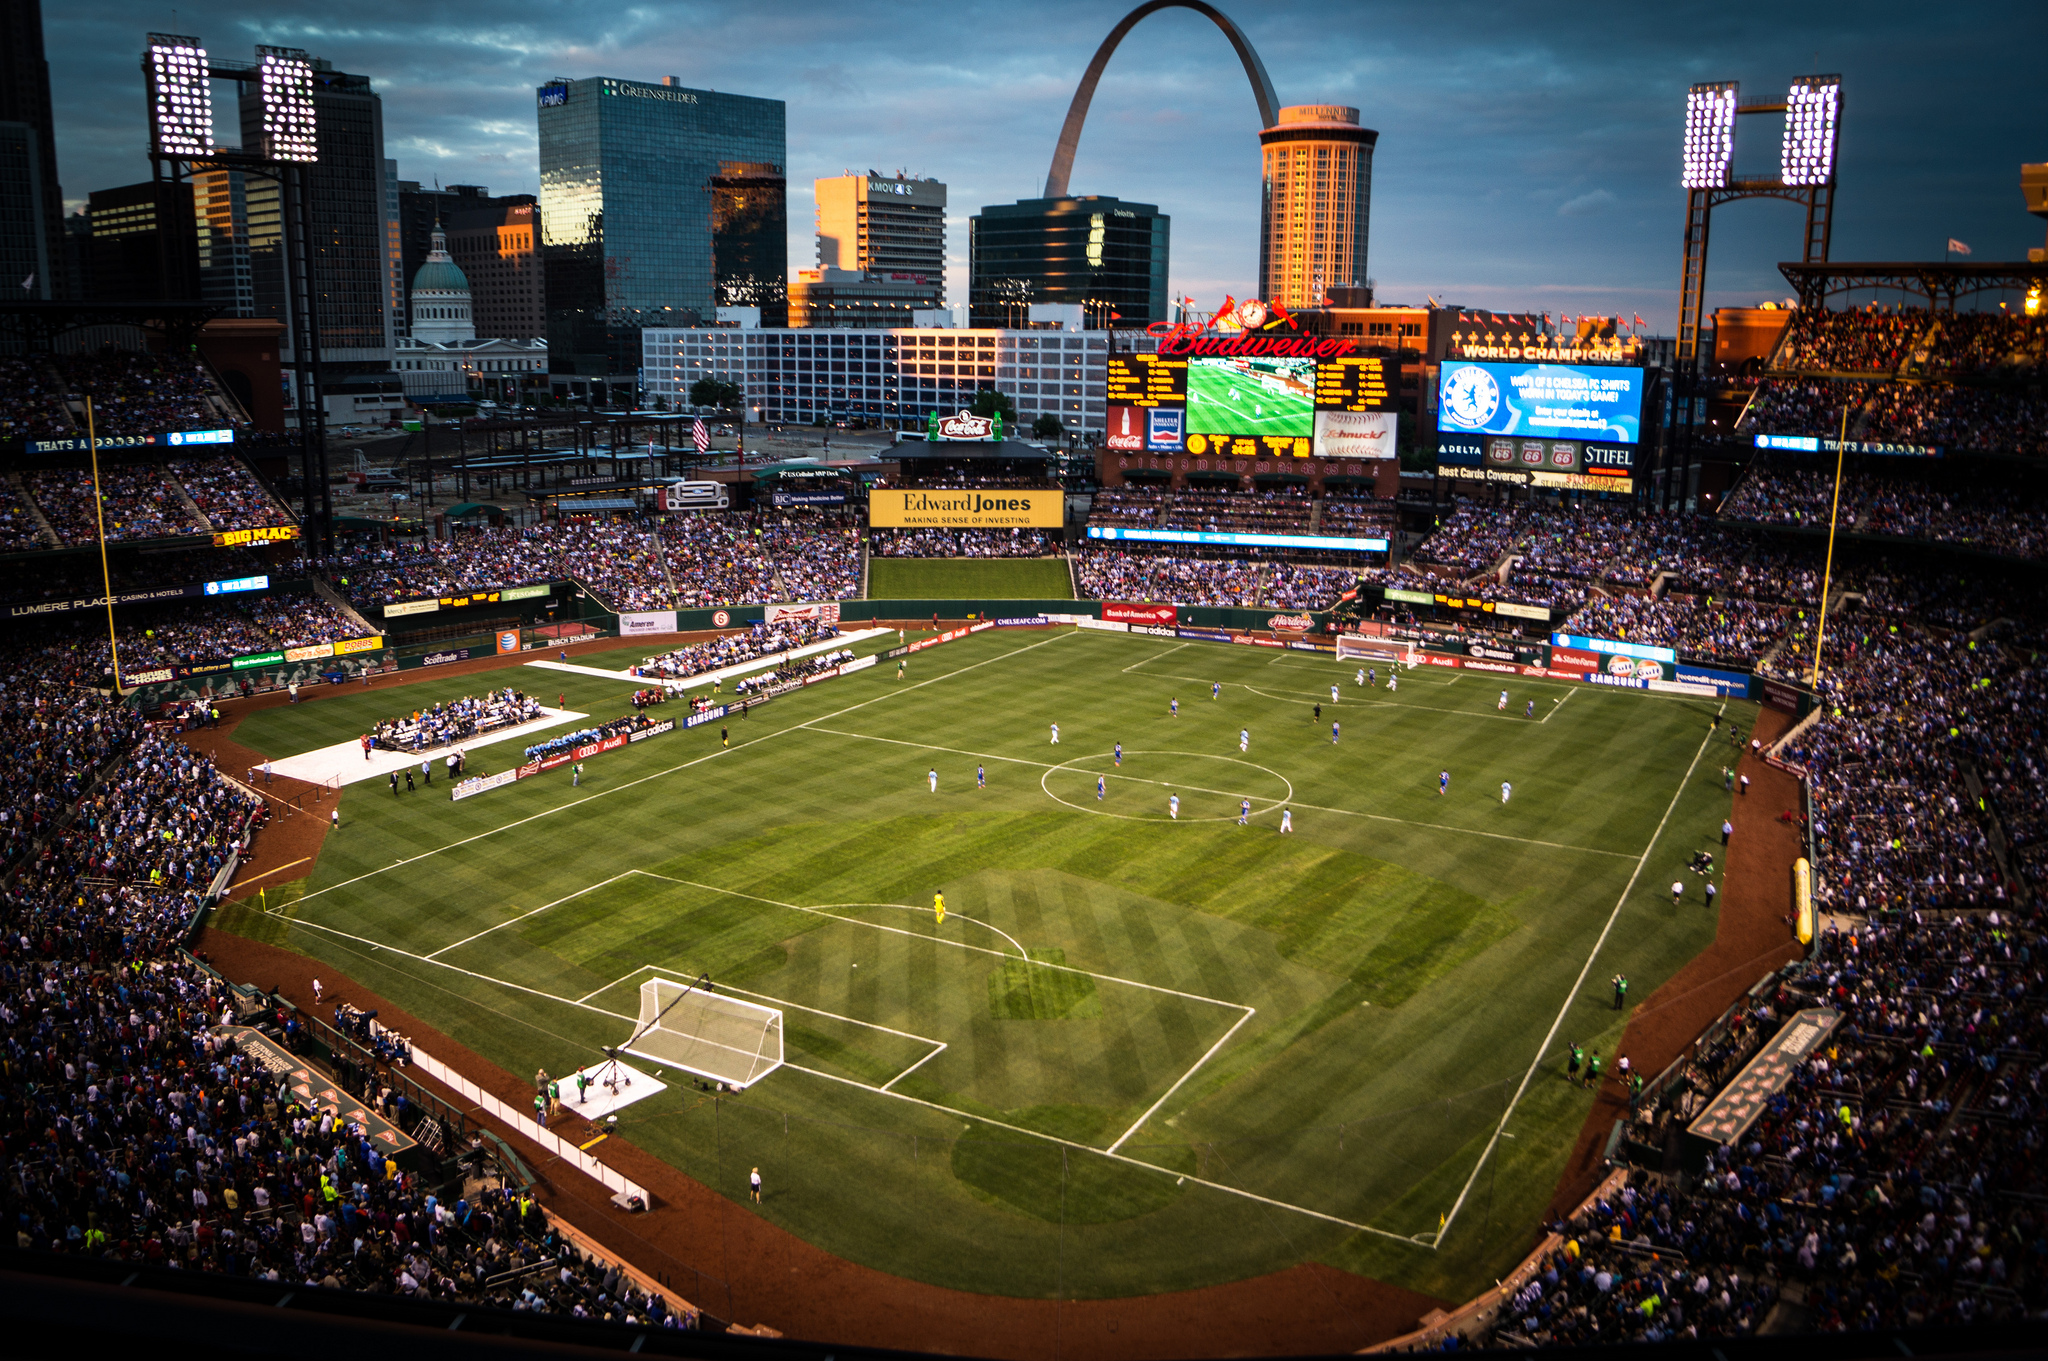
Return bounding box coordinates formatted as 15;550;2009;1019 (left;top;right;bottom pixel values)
1809;401;1850;684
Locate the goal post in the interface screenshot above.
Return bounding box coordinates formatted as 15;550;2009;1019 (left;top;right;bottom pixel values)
1337;634;1420;668
625;977;784;1090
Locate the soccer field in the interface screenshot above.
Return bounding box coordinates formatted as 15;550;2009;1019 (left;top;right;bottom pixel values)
218;628;1748;1303
1186;357;1316;440
866;556;1073;600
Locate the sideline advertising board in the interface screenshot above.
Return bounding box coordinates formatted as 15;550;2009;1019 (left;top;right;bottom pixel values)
619;610;679;636
1437;362;1644;445
1103;601;1177;627
868;489;1063;529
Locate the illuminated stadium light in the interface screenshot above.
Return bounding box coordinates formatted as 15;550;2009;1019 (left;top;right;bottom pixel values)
1681;82;1737;189
257;45;318;163
1781;75;1841;187
145;34;212;158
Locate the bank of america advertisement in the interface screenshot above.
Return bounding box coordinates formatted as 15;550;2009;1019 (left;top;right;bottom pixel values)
1437;362;1644;444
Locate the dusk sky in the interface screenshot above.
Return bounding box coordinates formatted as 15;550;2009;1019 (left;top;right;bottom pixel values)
48;0;2047;328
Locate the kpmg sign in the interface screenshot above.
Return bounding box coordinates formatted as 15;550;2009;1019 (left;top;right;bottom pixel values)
537;83;569;107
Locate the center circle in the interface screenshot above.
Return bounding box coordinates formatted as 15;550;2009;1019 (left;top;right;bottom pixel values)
1040;750;1295;823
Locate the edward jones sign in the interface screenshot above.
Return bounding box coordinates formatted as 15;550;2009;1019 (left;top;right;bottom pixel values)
868;489;1063;529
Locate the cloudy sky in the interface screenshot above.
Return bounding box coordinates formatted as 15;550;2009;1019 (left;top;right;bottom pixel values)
48;0;2046;327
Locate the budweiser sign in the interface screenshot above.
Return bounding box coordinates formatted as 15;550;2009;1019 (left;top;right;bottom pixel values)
1103;602;1177;626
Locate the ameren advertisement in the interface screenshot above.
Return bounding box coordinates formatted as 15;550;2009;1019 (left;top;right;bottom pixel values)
869;489;1063;529
1437;362;1644;445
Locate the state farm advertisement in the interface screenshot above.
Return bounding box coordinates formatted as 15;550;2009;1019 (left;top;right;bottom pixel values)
1550;647;1602;674
1103;602;1177;627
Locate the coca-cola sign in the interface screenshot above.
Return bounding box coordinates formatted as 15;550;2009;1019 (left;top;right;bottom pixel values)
926;409;1001;442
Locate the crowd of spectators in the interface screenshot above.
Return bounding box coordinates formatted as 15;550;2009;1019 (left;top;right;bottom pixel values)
370;688;545;754
1072;550;1263;606
1263;564;1363;610
733;646;857;696
1920;311;2048;378
328;512;861;615
1088;485;1315;535
522;709;661;763
1723;459;2046;560
107;590;358;671
168;457;293;533
28;465;203;544
1778;305;1926;374
0;640;698;1327
632;619;839;684
871;527;1055;558
0;356;74;440
54;351;231;435
1480;910;2045;1346
1560;593;1794;664
0;480;50;552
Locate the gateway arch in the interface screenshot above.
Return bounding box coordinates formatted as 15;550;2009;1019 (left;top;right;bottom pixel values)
1042;1;1279;199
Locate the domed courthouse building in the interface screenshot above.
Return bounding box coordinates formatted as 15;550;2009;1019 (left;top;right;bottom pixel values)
394;222;548;404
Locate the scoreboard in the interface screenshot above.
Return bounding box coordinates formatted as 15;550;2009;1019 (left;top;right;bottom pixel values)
1107;348;1398;458
1313;356;1395;412
1106;354;1186;408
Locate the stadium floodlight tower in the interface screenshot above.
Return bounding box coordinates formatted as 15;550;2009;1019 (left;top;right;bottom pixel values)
1676;75;1842;371
141;33;332;551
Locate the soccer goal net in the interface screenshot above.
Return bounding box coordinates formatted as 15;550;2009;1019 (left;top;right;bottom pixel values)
1337;634;1420;668
625;977;785;1090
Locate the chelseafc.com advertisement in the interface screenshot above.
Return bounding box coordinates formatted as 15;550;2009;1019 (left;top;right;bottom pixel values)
1437;361;1644;445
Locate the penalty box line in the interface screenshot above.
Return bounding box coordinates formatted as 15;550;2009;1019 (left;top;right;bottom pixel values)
294;628;1077;911
803;726;1634;859
632;872;1256;1156
267;887;1412;1244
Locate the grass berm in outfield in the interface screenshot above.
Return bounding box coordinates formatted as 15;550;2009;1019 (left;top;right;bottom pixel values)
217;625;1747;1303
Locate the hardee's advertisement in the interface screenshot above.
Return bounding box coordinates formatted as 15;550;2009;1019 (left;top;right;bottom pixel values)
868;489;1063;529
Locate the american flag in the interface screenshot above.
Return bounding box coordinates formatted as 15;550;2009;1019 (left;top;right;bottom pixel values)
691;418;709;453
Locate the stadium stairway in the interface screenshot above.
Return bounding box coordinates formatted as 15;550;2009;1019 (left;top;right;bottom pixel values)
308;575;378;637
6;473;61;549
165;471;212;534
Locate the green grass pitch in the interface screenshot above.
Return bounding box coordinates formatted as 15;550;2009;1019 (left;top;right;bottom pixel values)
866;556;1073;600
1185;356;1316;440
218;628;1749;1303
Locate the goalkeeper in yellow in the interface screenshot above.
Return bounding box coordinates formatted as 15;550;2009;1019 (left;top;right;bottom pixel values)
934;890;946;925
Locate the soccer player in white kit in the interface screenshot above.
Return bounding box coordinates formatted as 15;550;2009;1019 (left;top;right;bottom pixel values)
1280;808;1293;834
1331;684;1339;704
1499;690;1509;710
1239;728;1249;753
1169;794;1180;819
928;768;938;792
1050;723;1059;744
1388;673;1398;693
1501;781;1512;804
1355;668;1364;687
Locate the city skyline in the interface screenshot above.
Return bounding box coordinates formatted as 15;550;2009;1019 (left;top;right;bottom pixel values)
44;0;2048;329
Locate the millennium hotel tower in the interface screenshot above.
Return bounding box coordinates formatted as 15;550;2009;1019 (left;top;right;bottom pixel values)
1258;104;1377;311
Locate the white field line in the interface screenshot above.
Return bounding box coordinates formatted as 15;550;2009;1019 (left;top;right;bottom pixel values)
804;727;1633;859
297;628;1076;906
638;874;1247;1013
1543;688;1575;724
1105;1003;1259;1155
1432;706;1722;1248
580;961;946;1054
1123;641;1188;672
878;1044;948;1092
784;1060;1417;1243
270;878;1396;1240
426;870;639;960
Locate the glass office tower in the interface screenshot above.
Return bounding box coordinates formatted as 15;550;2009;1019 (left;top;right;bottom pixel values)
537;76;786;391
968;195;1168;330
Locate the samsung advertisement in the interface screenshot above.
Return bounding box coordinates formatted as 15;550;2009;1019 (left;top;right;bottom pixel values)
1438;362;1645;445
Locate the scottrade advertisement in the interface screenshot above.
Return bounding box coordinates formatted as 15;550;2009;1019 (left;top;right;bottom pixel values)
1438;362;1644;444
